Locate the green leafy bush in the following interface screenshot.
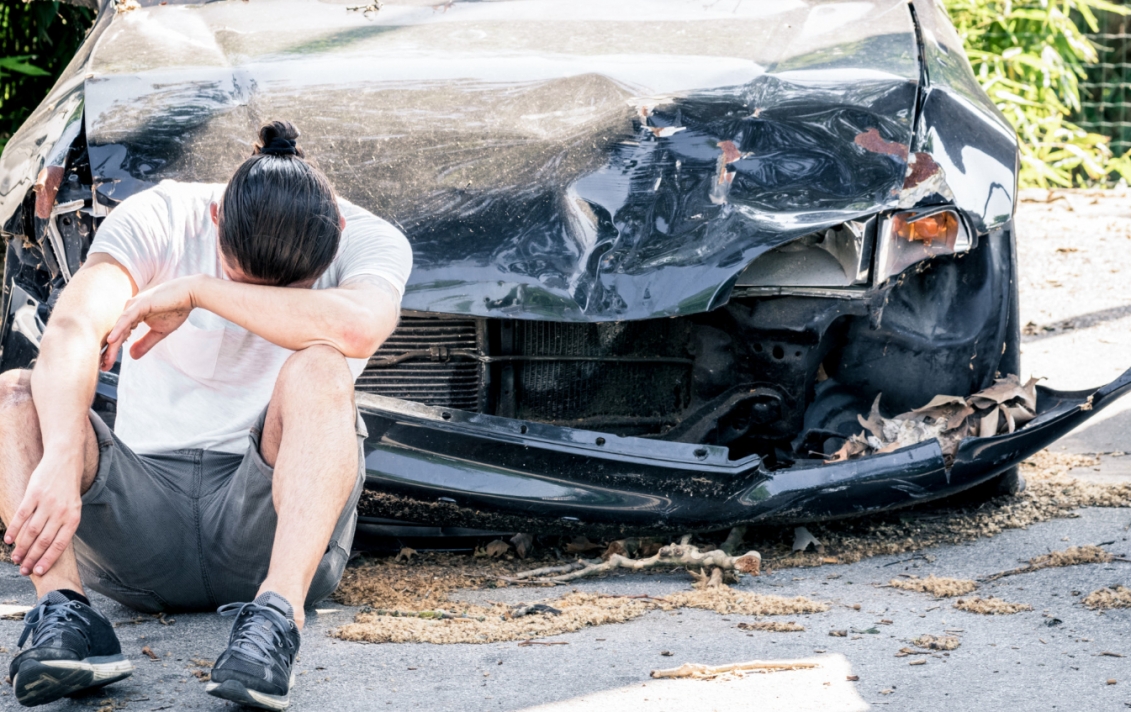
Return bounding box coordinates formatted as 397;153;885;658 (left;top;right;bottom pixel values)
944;0;1130;187
0;2;94;154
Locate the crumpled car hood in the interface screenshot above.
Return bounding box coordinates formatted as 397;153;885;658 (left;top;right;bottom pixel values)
81;0;921;320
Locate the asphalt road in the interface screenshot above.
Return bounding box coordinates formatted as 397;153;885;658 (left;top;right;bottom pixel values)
1;193;1130;712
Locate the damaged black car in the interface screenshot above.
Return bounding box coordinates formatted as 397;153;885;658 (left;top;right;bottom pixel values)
2;0;1128;538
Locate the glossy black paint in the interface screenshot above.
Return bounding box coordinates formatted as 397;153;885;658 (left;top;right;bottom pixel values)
0;0;979;323
354;368;1131;531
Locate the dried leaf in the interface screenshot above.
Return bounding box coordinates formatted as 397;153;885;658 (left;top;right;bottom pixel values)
978;410;1000;438
510;534;534;560
945;404;976;432
485;540;510;558
395;547;417;563
564;536;603;554
999;404;1015;434
857;394;884;439
141;646;158;660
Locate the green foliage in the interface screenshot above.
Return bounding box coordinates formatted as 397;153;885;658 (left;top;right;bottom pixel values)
0;1;95;154
944;0;1131;187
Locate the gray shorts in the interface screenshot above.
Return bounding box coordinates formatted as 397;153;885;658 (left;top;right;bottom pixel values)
72;408;366;613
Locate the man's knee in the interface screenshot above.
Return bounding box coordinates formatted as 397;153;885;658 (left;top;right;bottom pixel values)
276;346;354;403
0;369;35;421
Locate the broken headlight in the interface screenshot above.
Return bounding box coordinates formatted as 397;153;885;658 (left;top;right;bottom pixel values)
735;221;872;289
875;208;972;284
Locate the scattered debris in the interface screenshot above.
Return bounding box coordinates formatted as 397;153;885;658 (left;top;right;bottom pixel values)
828;376;1040;462
395;547;417;563
982;545;1114;582
517;640;568;647
191;670;210;682
334;551;826;644
912;635;960;651
846;675;859;682
650;660;817;681
889;575;977;598
909;659;927;666
737;621;804;632
760;451;1131;570
829;629;847;637
1106;679;1117;685
508;603;561;618
141;646;158;660
346;1;382;16
954;597;1033;615
116;0;140;12
480;540;510;559
1083;586;1131;610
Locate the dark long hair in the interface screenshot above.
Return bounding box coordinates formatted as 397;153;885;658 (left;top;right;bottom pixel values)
218;121;341;285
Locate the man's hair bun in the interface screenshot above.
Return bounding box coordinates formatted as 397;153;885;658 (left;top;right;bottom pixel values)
254;120;304;158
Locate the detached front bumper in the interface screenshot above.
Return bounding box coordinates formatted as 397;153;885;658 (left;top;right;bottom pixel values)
356;368;1131;533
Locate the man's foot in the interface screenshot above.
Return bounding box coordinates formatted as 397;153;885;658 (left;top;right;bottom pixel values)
8;590;133;707
207;592;300;711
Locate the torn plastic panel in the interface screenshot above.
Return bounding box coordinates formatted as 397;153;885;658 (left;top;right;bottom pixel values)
349;367;1131;531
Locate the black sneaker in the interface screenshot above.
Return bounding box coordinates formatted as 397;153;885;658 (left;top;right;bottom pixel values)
207;592;300;711
9;590;133;707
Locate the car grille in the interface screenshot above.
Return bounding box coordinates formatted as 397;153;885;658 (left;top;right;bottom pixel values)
355;315;484;411
514;320;693;430
357;316;694;432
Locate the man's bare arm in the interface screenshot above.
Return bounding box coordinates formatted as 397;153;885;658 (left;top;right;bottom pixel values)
6;254;136;576
103;273;400;367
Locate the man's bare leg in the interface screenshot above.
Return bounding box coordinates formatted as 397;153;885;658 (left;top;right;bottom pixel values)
0;369;99;597
254;345;359;629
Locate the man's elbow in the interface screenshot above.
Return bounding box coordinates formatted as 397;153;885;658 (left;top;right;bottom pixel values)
336;318;395;359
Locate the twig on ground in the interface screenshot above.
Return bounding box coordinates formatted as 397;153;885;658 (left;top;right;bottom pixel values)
512;544;761;585
651;660;818;680
517;640;568;647
502;561;589;581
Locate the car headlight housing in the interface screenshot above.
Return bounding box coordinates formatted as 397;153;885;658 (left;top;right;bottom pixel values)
735;221;873;289
875;208;972;284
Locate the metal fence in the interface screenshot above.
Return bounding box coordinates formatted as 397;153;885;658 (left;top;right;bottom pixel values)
1080;11;1131;156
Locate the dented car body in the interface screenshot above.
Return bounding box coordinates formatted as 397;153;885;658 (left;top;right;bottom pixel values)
2;0;1128;535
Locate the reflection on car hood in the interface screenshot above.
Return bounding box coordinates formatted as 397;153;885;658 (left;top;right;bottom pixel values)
84;0;920;320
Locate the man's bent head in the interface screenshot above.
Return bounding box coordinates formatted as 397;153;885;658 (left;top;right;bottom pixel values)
216;121;342;287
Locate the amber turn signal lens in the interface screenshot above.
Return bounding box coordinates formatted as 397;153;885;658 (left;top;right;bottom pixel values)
891;211;958;247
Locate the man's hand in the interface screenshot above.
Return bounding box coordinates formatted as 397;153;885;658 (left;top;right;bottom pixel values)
4;455;83;577
102;275;200;370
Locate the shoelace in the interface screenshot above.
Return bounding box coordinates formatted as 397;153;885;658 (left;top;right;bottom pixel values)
217;602;292;666
18;601;91;649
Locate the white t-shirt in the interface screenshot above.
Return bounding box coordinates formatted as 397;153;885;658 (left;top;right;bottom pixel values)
89;180;413;455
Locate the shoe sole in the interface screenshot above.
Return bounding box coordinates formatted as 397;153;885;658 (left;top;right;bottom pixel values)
205;675;294;711
13;655;134;707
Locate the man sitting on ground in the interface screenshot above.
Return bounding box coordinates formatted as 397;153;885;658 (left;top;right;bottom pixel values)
0;120;411;709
